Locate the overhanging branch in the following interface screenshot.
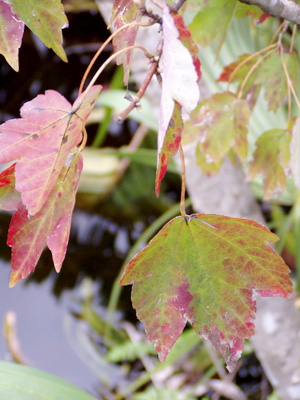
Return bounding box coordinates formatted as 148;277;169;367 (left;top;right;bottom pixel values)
239;0;300;24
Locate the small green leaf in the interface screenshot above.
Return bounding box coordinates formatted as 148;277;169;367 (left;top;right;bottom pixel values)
0;361;97;400
217;53;262;110
120;214;292;372
183;92;250;163
249;129;291;199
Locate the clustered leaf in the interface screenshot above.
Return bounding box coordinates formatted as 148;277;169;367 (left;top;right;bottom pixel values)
217;53;262;110
255;52;298;112
248;128;291;199
182;91;250;176
120;214;292;371
0;0;68;70
0;86;102;285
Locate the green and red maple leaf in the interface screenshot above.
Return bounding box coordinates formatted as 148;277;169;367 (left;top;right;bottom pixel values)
120;214;292;371
0;85;102;286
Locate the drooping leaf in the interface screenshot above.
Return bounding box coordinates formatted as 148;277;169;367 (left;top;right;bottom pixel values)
188;0;237;59
255;51;298;112
0;360;97;400
183;91;250;164
289;117;300;188
156;2;200;195
0;85;101;215
110;0;141;85
120;214;292;372
248;129;291;199
171;12;201;81
155;101;182;196
0;164;21;211
8;153;83;287
0;0;24;71
7;0;68;62
217;53;262;110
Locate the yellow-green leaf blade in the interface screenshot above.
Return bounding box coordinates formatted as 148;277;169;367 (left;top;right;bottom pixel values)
7;0;68;62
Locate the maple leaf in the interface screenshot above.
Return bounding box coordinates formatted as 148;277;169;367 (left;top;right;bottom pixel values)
8;153;83;287
188;0;236;59
0;164;21;211
156;2;200;196
6;0;68;62
183;91;250;166
248;129;291;199
255;52;298;112
217;54;262;110
120;214;292;372
110;0;141;86
0;0;24;71
0;85;101;216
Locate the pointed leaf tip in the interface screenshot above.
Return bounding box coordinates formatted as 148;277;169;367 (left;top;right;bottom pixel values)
8;154;83;285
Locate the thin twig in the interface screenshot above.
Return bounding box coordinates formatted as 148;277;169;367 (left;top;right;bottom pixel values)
238;48;276;98
116;37;163;123
277;20;290;51
290;24;297;53
115;59;159;122
271;21;285;44
78;125;88;152
78;20;155;96
81;45;152;104
227;44;276;89
280;46;300;113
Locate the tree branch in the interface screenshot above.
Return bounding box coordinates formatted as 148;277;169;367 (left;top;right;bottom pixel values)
239;0;300;24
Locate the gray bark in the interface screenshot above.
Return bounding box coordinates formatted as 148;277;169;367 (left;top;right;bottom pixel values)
239;0;300;24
